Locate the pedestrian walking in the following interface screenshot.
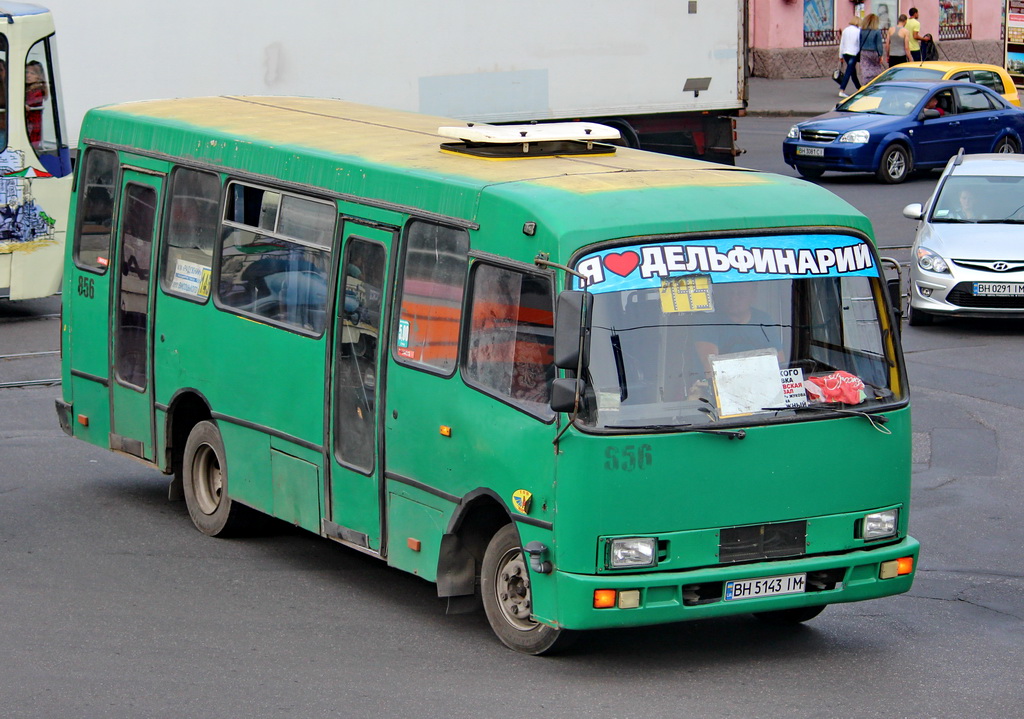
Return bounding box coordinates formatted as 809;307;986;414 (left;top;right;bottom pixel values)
886;14;910;67
907;7;923;61
859;14;886;84
838;17;862;98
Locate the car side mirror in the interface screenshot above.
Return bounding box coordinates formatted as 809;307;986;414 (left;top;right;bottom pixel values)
902;203;924;220
920;108;941;120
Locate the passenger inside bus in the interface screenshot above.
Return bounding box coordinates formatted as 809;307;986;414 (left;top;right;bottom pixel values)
694;280;785;375
25;60;47;148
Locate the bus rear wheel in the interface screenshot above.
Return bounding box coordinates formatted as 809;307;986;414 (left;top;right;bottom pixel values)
182;420;251;537
752;605;826;625
481;524;570;655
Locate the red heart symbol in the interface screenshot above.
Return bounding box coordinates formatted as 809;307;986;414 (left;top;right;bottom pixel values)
603;251;640;277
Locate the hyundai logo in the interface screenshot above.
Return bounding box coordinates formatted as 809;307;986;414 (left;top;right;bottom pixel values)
993;262;1011;272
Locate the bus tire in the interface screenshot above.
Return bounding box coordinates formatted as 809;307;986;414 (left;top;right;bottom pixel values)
752;604;826;625
481;523;572;655
182;420;251;537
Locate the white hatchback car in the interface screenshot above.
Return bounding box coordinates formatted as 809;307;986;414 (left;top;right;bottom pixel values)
902;152;1024;325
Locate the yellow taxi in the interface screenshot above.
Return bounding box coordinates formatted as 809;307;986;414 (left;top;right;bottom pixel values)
859;62;1021;106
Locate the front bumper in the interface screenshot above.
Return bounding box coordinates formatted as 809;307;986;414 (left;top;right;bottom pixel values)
783;140;876;173
911;266;1024;318
539;536;919;630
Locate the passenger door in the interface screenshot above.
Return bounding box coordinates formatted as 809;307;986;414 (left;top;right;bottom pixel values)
953;85;1005;154
326;223;394;552
109;169;164;460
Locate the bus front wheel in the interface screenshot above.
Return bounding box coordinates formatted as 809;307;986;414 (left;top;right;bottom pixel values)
481;524;571;655
182;420;251;537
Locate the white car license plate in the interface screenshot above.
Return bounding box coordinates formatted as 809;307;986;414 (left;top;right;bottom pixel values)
724;573;807;601
973;282;1024;297
796;146;824;157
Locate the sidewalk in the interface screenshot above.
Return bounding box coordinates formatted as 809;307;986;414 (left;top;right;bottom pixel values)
745;76;848;117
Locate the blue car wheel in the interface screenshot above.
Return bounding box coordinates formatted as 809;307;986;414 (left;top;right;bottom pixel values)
877;144;911;184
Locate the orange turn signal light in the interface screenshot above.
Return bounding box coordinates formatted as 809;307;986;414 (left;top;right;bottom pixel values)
897;556;914;575
593;589;617;609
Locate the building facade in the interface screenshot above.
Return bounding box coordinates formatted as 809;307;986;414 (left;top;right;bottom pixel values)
751;0;1008;78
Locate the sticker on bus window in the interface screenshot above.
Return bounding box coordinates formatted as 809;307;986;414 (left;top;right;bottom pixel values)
710;349;784;417
397;319;411;349
658;274;714;313
572;234;878;294
170;259;211;298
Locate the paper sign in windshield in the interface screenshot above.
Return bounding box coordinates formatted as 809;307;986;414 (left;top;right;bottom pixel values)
573;234;877;294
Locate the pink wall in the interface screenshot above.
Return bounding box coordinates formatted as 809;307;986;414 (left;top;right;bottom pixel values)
750;0;1004;50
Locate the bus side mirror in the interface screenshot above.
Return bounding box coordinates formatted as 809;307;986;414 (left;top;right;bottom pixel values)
550;378;583;412
553;290;593;370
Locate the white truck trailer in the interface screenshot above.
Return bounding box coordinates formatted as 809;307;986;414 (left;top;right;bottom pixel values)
45;0;747;163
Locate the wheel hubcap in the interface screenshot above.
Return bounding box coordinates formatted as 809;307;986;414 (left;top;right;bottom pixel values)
887;152;905;178
192;444;223;515
494;548;536;631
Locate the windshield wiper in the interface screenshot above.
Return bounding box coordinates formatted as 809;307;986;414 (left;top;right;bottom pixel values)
976;218;1024;224
761;404;891;433
610;332;628;402
605;423;746;439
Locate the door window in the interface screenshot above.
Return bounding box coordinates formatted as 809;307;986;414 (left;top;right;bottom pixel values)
334;238;387;472
115;184;157;389
161;167;220;301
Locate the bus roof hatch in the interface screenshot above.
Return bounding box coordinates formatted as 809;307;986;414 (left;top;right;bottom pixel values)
437;122;620;158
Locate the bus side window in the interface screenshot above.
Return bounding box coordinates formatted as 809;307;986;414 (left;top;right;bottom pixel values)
463;262;555;419
393;221;469;375
0;36;8;147
73;148;118;272
161;167;221;302
216;182;334;334
24;38;71;177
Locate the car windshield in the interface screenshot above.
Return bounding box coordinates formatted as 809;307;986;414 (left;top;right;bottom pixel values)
838;84;928;115
874;68;944;84
571;235;904;432
930;175;1024;224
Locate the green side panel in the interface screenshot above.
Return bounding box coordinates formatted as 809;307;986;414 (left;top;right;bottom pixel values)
384;363;557;525
218;421;273;514
386;492;447;581
66;377;111;447
271;449;322;533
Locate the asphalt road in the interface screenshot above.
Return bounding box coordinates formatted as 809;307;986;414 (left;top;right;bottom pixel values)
2;126;1023;717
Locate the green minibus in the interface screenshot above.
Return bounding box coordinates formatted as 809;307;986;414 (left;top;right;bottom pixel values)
58;96;918;653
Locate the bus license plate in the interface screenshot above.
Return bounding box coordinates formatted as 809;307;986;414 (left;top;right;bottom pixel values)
724;573;807;601
796;146;824;157
973;282;1024;297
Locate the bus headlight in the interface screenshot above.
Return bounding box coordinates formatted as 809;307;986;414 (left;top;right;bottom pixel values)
862;510;898;541
607;537;657;569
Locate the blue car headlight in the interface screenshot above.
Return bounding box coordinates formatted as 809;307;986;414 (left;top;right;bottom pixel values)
787;125;801;139
916;247;949;274
839;130;871;144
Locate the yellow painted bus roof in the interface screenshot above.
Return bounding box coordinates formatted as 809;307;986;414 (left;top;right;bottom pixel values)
99;95;768;193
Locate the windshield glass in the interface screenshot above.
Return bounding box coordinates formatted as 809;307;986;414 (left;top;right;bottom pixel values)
875;68;944;84
571;234;904;431
838;84;927;115
930;175;1024;223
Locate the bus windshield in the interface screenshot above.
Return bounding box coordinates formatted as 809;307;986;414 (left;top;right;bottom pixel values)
572;234;902;430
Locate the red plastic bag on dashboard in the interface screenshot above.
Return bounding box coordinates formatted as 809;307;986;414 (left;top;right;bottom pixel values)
805;371;866;404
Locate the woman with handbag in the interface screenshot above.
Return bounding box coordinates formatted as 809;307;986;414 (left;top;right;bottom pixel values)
858;14;886;85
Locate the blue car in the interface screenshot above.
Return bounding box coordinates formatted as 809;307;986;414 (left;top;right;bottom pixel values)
782;80;1024;183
